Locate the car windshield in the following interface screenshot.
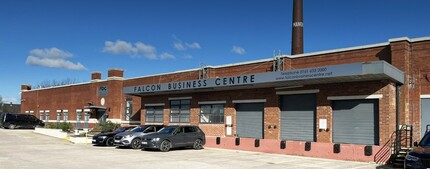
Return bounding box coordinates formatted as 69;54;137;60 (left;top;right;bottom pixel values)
113;127;132;133
130;126;146;132
157;126;177;134
420;132;430;147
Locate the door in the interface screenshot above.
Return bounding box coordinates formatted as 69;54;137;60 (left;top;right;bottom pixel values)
280;94;316;141
421;98;430;137
236;103;264;139
98;109;107;124
333;99;379;145
171;127;187;147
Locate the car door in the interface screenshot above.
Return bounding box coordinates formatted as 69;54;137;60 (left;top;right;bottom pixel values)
183;126;199;146
170;127;187;147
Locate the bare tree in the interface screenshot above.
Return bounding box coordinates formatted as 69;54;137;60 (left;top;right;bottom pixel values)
35;78;81;89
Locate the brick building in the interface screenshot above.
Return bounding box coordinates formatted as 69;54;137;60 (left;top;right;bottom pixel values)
20;36;430;162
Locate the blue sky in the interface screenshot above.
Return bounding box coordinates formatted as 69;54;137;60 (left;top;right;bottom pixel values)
1;0;429;104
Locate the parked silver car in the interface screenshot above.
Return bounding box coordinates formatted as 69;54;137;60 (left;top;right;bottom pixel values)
114;125;163;149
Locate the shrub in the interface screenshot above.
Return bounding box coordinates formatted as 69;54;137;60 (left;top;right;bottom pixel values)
44;122;74;132
94;121;120;133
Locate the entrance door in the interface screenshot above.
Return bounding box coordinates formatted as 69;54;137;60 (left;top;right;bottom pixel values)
421;98;430;137
236;103;264;139
98;109;107;124
333;99;379;145
280;94;316;141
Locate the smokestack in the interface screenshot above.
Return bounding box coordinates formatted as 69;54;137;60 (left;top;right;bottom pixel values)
291;0;304;55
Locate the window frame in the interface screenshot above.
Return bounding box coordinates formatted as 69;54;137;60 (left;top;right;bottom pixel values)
169;99;191;123
145;106;164;123
199;104;225;124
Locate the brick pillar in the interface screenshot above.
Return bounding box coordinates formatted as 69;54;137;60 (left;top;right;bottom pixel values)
389;38;412;126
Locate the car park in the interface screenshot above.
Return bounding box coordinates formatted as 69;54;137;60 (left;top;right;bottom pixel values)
404;131;430;169
92;126;136;146
0;113;44;129
114;125;163;149
141;125;205;152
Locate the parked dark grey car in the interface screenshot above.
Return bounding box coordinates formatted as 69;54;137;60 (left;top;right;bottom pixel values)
114;125;164;149
0;113;44;129
141;125;206;152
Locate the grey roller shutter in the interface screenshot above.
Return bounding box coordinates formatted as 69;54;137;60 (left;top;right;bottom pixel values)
236;103;264;139
421;98;430;137
333;99;379;145
280;94;316;141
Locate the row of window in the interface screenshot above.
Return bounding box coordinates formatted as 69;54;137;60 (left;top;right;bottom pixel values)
144;99;225;124
24;110;90;122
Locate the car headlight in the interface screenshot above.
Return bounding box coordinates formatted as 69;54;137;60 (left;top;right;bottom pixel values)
405;154;420;162
99;136;107;139
151;138;160;142
125;134;132;138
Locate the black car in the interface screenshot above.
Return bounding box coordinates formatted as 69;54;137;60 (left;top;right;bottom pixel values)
0;113;44;129
405;132;430;169
141;125;206;152
92;126;135;146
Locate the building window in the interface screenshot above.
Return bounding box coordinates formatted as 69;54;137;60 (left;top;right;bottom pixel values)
170;100;190;123
200;104;224;124
56;110;61;123
30;111;34;115
63;110;68;122
45;111;50;122
125;99;132;121
146;106;163;123
39;111;44;120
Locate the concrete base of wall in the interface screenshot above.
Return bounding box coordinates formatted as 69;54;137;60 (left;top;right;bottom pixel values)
205;137;388;163
34;128;68;139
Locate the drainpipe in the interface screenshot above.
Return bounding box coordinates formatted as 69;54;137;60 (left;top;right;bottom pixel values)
395;84;401;153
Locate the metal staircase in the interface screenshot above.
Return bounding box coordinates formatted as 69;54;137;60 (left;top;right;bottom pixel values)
391;125;413;168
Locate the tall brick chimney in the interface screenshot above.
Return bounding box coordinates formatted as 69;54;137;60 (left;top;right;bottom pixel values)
291;0;304;55
91;72;102;81
21;84;31;91
108;68;124;80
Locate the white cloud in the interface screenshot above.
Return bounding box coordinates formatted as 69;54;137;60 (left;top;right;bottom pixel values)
25;48;87;70
160;53;176;60
135;42;157;60
172;36;201;51
185;42;201;49
103;40;157;59
231;46;246;55
173;42;186;51
103;40;134;55
30;48;73;59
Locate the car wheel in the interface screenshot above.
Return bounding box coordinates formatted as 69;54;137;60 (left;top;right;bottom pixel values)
159;140;171;152
131;138;141;149
8;124;16;129
193;139;203;150
105;137;114;146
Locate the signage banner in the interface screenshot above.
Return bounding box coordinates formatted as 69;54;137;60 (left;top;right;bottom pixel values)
98;86;108;96
124;63;363;94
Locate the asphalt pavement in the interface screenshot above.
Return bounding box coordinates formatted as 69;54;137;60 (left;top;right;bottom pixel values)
0;128;395;169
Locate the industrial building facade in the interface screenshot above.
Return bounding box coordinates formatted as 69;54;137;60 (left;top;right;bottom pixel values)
20;37;430;162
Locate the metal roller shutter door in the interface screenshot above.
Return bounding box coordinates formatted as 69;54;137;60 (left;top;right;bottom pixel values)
236;103;264;139
421;98;430;137
280;94;316;141
333;99;379;145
